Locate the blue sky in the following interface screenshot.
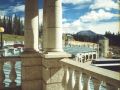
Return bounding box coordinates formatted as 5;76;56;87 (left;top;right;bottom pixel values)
0;0;119;34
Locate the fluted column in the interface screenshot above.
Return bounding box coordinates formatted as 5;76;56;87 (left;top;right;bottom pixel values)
24;0;39;51
43;0;63;52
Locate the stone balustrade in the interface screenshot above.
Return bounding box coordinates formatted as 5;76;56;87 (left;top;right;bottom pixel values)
0;56;21;89
0;55;119;90
61;58;120;90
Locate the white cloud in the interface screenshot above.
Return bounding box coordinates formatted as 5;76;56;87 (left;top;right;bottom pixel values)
63;17;119;34
90;0;119;10
0;4;25;15
63;19;89;33
80;9;116;22
62;0;92;5
12;4;25;13
89;22;119;34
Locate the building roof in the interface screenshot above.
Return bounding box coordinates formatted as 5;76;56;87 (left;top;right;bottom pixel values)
63;45;96;55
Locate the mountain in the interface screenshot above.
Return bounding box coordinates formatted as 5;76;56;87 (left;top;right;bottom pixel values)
76;30;97;36
73;30;101;42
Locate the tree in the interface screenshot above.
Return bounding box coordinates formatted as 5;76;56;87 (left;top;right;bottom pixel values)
6;16;13;34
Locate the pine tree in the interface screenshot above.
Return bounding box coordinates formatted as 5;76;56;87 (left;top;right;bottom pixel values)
7;16;13;34
3;16;7;33
0;16;2;27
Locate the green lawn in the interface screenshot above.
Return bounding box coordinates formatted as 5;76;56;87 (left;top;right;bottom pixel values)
3;34;24;41
2;34;41;42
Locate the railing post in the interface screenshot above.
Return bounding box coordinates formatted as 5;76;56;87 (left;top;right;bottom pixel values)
74;71;82;90
92;78;101;90
67;68;73;90
83;74;91;90
62;66;69;90
9;61;17;87
0;61;5;89
72;70;75;90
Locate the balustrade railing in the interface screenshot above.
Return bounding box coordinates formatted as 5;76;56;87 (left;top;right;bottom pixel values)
61;58;120;90
0;56;21;89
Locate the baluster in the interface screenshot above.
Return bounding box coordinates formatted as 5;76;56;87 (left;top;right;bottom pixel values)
92;78;101;90
9;61;17;87
106;83;118;90
67;69;73;90
62;66;69;90
0;61;5;89
83;74;91;90
72;70;75;89
74;71;82;90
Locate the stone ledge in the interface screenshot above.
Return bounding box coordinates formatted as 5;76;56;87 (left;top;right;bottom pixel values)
42;52;71;59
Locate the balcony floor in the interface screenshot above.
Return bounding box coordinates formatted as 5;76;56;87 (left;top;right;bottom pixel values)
1;86;21;90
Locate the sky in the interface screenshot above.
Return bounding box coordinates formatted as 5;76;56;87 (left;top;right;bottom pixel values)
0;0;119;34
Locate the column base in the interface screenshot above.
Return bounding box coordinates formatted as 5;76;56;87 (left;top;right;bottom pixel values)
41;52;71;90
21;51;42;90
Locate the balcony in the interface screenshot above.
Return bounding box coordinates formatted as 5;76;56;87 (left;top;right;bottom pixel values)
61;58;120;90
0;54;119;90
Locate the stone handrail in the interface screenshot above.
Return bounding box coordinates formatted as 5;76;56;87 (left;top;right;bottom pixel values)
0;56;21;89
61;58;120;90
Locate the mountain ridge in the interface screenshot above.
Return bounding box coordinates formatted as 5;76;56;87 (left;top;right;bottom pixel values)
76;30;97;36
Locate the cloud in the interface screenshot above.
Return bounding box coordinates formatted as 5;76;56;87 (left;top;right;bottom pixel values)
7;4;25;13
12;4;25;13
0;4;25;16
63;17;119;34
88;22;119;34
80;9;116;22
62;0;92;5
90;0;119;10
63;19;89;33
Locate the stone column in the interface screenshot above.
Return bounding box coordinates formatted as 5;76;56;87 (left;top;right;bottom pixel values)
24;0;39;51
43;0;63;52
42;0;71;90
21;0;42;90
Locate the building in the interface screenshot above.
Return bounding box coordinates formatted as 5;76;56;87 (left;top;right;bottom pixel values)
64;45;97;63
99;37;109;58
